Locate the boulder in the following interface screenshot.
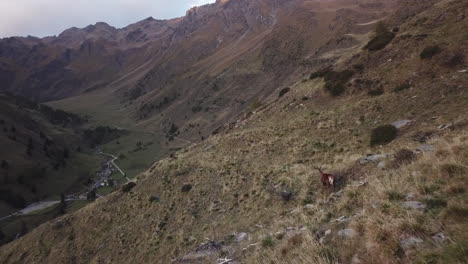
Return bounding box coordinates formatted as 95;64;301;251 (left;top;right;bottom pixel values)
432;232;448;243
402;201;426;210
338;228;356;238
400;236;423;250
235;232;248;242
415;144;434;152
377;161;387;169
392;120;413;129
360;154;388;164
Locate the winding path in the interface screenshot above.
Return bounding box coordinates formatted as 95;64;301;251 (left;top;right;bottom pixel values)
100;152;131;181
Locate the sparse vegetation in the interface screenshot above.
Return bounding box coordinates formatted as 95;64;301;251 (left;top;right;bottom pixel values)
121;182;136;193
394;82;411;92
83;126;124;147
181;184;192;192
367;88;384;96
262;235;275;248
310;68;355;96
392;149;416;167
364;22;395;51
370;124;398;146
278;87;291;98
442;51;465;68
420;45;442;59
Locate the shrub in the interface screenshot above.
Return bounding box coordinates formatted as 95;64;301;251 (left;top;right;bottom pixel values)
250;99;263;110
443;51;465;68
424;198;447;210
386;191;405;201
440;163;467;177
420;45;442;59
278;87;291;98
262;235;275;248
364;22;395;51
191;105;203;113
122;182;136;193
310;67;332;80
393;149;416;166
394;83;411;92
310;68;354;96
149;196;160;202
370;124;398;146
324;70;354;83
353;64;364;72
368;88;384;96
325;82;345;96
324;70;354;96
181;184;192;192
86;189;96;200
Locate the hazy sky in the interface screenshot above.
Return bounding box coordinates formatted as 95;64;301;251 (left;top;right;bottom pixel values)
0;0;215;38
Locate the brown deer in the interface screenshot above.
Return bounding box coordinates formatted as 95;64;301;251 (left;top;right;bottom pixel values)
314;165;335;188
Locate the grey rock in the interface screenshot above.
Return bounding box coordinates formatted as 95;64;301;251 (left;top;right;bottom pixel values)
324;229;332;236
377;161;387;169
416;144;434;152
392;120;413;129
400;236;423;249
432;232;448;243
402;201;426;210
360;154;388;164
338;228;356;238
352;254;362;264
235;232;248;242
405;193;416;201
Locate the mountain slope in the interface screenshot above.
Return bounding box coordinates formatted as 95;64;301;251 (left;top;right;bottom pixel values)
0;94;100;215
0;0;466;263
2;0;397;140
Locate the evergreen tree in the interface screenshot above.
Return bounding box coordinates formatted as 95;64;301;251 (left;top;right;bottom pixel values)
59;193;67;214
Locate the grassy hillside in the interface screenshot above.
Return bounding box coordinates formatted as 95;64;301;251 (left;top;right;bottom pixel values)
0;0;467;263
0;94;101;217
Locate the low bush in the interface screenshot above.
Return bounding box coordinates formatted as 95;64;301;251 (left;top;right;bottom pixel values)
424;198;447;210
364;30;395;51
443;51;465;68
262;235;275;248
325;82;346;96
122;182;136;193
368;88;384;96
181;184;192;192
310;68;354;96
440;163;467;177
393;149;416;166
386;191;405;201
394;83;411;92
278;87;291;98
149;196;160;202
420;45;442;59
370;124;398;146
309;67;332;80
